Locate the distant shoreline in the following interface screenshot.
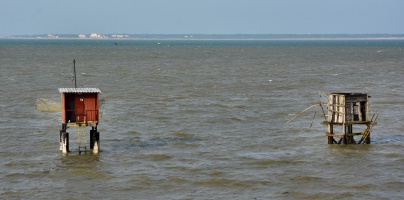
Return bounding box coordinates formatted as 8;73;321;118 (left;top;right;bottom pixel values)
2;37;404;41
2;34;404;41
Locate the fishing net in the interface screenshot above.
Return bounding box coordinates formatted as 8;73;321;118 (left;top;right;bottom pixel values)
35;98;61;112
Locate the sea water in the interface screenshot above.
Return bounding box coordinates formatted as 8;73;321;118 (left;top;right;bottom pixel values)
0;38;403;199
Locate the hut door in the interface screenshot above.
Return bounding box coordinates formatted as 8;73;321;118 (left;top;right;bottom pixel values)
75;96;85;123
353;102;361;121
65;94;76;123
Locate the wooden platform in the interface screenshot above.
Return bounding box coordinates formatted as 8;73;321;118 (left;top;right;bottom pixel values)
66;121;98;128
323;121;377;125
326;132;364;138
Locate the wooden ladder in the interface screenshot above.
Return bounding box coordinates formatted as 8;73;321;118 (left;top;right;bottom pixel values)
77;124;87;153
358;114;378;144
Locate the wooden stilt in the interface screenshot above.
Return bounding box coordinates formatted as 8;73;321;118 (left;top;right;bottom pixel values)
93;141;99;154
347;124;354;144
66;132;69;152
95;131;100;153
60;123;69;153
328;136;334;144
60;130;63;151
90;126;100;153
328;124;334;144
61;132;69;153
343;124;347;145
92;130;100;154
365;124;371;144
365;134;370;144
326;121;376;145
90;129;95;149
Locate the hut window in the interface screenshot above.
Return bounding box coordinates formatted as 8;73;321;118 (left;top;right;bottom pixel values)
353;102;360;121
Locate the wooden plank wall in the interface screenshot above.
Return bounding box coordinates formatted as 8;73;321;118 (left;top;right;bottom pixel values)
328;94;345;123
328;93;368;123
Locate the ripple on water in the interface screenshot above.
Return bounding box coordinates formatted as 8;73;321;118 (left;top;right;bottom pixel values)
194;178;271;188
142;154;172;161
252;159;306;166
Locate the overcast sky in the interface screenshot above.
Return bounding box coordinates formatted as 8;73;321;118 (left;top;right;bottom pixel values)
1;0;404;36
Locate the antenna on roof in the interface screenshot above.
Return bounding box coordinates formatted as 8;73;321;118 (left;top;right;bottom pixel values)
73;59;77;88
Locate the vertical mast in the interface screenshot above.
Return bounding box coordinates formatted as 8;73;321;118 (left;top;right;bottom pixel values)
73;59;77;88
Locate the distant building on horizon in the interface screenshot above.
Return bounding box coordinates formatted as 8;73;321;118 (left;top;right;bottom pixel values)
111;34;129;38
78;34;86;38
90;33;102;38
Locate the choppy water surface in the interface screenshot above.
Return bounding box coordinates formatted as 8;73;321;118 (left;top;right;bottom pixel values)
1;38;403;199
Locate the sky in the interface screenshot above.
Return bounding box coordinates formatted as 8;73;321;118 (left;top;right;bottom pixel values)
1;0;404;36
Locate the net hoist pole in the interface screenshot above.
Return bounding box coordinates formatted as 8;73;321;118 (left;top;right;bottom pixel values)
73;59;77;88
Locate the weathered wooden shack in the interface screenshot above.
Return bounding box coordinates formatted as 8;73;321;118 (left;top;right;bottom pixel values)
326;93;376;144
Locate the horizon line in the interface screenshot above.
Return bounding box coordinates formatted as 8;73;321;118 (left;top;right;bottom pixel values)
3;33;404;39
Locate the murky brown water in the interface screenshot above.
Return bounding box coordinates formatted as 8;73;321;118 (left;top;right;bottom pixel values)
1;39;403;199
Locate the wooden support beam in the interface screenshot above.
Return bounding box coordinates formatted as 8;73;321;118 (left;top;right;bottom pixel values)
326;132;364;137
326;133;344;138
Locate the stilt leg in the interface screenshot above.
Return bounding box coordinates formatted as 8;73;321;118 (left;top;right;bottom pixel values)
347;124;354;144
93;141;99;154
60;123;68;152
93;131;100;154
90;128;95;149
328;136;334;144
62;132;69;154
365;133;371;144
60;130;63;151
96;131;100;153
343;124;347;145
90;126;100;153
66;132;69;152
328;124;334;144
